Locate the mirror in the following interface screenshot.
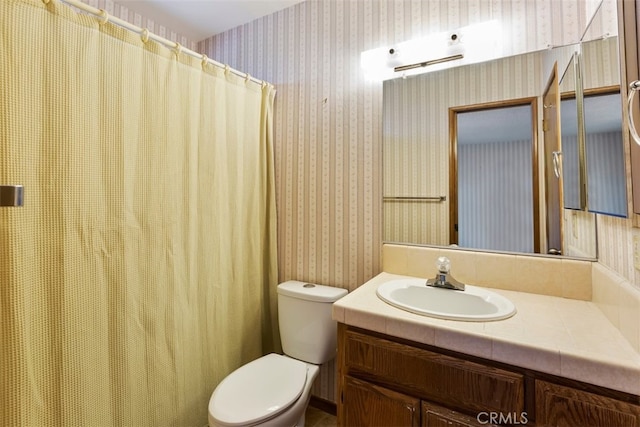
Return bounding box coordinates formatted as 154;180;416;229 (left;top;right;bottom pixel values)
582;35;627;217
584;89;626;216
560;0;626;218
560;50;597;258
560;52;584;211
559;53;599;258
383;48;573;252
382;2;617;259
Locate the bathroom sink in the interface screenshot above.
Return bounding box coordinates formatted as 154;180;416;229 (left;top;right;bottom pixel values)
376;278;516;321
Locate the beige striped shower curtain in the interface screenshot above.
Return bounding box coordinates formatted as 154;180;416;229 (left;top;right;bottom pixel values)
0;0;278;425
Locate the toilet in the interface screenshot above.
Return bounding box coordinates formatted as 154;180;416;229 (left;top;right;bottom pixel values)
208;280;348;427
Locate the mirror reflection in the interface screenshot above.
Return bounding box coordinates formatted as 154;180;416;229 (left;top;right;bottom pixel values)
383;49;558;253
383;19;621;258
452;101;538;254
560;37;626;218
557;1;622;258
584;90;626;216
383;0;621;259
582;34;627;217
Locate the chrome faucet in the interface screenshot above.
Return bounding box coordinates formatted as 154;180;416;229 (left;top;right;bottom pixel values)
426;257;465;291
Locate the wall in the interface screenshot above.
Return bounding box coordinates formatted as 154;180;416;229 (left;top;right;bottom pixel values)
200;0;599;403
200;0;594;292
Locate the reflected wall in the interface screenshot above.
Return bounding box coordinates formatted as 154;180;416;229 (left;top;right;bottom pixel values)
383;52;542;247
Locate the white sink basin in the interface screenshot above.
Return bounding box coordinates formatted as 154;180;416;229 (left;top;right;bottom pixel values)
376;278;516;321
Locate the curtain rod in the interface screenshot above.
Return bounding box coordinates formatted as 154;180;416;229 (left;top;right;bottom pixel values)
56;0;269;88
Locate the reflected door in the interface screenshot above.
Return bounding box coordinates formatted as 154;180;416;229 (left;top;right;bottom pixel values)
543;63;564;255
450;99;540;254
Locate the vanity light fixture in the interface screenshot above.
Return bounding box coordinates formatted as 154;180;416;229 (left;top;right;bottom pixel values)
361;20;502;81
394;54;464;73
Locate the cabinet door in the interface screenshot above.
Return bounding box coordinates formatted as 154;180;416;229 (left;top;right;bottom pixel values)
343;376;420;427
344;330;524;415
536;380;640;427
422;401;501;427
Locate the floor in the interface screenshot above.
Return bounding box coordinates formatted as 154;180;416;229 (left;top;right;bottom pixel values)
305;405;337;427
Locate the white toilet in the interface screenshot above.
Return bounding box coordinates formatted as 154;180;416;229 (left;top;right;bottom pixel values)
208;280;348;427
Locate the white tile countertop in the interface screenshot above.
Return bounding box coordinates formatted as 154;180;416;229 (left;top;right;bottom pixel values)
332;272;640;396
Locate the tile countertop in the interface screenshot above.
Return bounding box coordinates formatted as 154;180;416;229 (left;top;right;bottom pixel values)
332;272;640;396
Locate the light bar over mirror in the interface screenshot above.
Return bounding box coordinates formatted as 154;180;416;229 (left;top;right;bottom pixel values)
361;20;502;81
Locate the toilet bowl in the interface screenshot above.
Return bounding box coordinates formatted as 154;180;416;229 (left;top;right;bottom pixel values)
207;281;347;427
208;354;319;427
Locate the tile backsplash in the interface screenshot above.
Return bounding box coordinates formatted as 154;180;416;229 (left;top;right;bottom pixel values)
382;243;592;300
592;262;640;353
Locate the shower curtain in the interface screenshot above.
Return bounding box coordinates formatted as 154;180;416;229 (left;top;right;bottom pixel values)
0;1;278;425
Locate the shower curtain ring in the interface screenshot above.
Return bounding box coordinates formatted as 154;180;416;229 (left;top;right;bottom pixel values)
224;65;230;75
140;28;150;43
173;43;182;57
201;54;209;69
42;0;51;4
98;9;109;25
245;73;251;83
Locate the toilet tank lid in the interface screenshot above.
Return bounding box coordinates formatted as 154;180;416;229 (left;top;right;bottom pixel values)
277;281;348;302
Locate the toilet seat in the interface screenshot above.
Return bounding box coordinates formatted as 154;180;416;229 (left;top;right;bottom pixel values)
209;353;309;426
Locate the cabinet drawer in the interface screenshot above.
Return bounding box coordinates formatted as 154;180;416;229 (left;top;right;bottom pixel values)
535;380;640;427
344;330;524;415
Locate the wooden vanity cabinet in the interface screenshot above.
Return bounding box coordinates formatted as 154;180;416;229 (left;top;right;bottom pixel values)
337;325;521;426
337;324;640;427
535;380;640;427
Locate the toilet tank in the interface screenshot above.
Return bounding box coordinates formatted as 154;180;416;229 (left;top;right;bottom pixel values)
277;281;348;365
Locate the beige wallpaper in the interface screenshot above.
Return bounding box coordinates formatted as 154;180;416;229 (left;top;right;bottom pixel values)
200;0;598;294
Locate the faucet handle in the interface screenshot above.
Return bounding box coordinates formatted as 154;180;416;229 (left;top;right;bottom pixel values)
436;256;451;274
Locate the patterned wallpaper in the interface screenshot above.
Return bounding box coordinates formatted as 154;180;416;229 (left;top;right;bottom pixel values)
199;0;599;294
